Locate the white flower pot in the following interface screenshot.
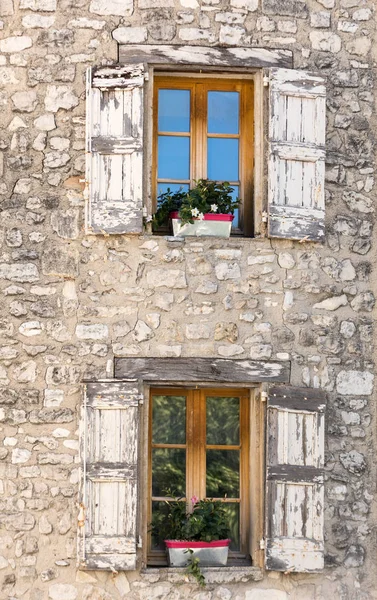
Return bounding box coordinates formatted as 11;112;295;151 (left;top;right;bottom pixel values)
170;212;234;238
165;539;230;567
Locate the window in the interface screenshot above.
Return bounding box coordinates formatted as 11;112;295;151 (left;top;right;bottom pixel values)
85;58;326;242
153;77;254;235
148;387;250;564
79;376;326;574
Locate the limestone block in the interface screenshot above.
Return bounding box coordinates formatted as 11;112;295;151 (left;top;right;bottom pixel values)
350;292;375;312
133;320;154;342
12;448;31;464
51;210;79;239
316;0;334;6
310;31;341;52
353;8;371;20
13;361;37;383
42;247;78;278
218;345;244;357
48;584;77;600
44;85;79;112
11;91;38;113
44;152;70;168
219;24;247;45
157;344;182;357
0;36;32;53
114;573;130;596
113;26;147;43
262;0;308;18
346;37;372;57
0;67;19;85
339;450;366;474
22;14;55;27
0;264;39;283
336;370;373;395
249;344;272;359
310;11;330;27
90;0;133;16
313;295;348;311
185;324;211;340
215;262;241;280
20;0;56;8
343;191;373;214
179;28;215;42
0;0;14;16
147;269;187;288
230;0;258;9
76;324;109;340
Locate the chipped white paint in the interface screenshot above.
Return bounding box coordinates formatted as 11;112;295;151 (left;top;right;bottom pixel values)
265;386;326;572
85;65;145;234
119;44;293;68
268;68;326;242
79;381;142;570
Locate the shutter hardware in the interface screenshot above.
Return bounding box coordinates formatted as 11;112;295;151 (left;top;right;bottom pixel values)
261;391;268;402
259;538;265;550
261;211;268;223
263;75;269;87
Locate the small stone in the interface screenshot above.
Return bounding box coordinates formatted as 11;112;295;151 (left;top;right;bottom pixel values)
22;14;55;28
313;295;348;311
278;252;295;269
19;321;43;337
218;344;244;357
262;0;307;18
340;321;356;338
34;114;56;131
344;544;365;567
246;591;287;600
112;27;147;43
215;262;241;281
147;269;187;288
12;90;38;112
45;85;79;112
340;450;366;474
310;11;331;28
20;0;56;9
13;361;37;383
0;556;8;569
350;292;375;312
41;569;57;582
185;324;210;340
249;344;272;359
12;448;31;464
133;320;154;342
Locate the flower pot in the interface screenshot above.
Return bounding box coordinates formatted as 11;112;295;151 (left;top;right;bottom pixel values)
170;212;234;238
165;539;230;567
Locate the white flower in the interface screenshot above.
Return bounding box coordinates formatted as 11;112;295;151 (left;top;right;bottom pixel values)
191;208;199;217
210;204;218;213
198;212;204;220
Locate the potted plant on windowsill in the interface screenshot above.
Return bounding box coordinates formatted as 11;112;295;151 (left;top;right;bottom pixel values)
152;179;240;238
150;495;231;586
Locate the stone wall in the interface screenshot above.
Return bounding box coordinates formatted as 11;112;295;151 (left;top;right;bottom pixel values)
0;0;376;598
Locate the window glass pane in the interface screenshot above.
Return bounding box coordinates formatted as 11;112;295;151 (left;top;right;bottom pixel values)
152;448;186;497
152;395;186;444
207;138;239;181
157;183;189;196
158;89;190;133
230;186;239;229
206;450;239;497
206;396;240;445
222;504;240;551
158;136;190;180
151;500;187;549
208;91;239;134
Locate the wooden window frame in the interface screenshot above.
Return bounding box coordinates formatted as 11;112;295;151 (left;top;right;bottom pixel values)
145;385;264;567
152;75;255;237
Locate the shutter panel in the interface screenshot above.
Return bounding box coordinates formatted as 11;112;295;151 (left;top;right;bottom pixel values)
78;380;142;570
86;64;145;234
265;386;326;573
268;68;326;242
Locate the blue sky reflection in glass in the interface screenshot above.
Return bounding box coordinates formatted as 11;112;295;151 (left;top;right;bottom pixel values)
208;91;239;134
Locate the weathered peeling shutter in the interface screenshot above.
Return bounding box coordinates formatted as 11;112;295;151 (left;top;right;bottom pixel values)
265;386;326;572
85;65;145;234
268;68;326;242
78;380;142;570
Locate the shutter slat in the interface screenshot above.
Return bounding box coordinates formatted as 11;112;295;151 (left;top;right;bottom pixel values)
268;68;326;242
86;65;145;234
265;385;326;573
79;380;142;571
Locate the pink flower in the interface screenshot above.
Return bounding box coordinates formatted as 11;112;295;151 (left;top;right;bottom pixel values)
191;495;199;505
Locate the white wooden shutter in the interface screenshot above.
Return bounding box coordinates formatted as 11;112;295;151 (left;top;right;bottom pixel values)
265;385;326;572
85;65;145;234
268;68;326;242
78;380;142;570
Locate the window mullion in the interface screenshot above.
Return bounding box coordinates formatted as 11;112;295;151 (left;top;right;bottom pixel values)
193;83;207;183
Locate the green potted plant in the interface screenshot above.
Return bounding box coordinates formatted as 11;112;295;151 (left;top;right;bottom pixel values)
150;495;231;585
153;179;241;238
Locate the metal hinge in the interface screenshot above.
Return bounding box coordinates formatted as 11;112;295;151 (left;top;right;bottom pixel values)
259;538;265;550
261;211;268;223
263;75;269;87
261;391;268;403
138;536;143;548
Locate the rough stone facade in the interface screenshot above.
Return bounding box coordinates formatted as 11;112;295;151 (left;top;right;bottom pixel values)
0;0;376;599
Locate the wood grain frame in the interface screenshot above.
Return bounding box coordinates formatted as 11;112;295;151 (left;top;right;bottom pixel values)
153;76;254;236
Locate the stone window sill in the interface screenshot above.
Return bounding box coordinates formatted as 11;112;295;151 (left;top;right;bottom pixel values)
141;566;263;585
